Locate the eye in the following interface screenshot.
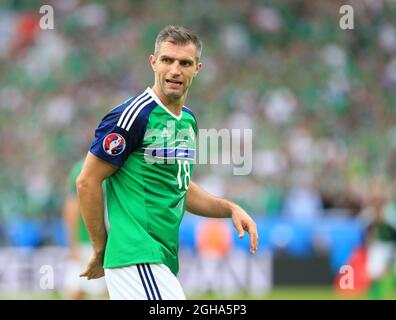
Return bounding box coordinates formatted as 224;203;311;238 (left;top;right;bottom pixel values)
180;60;193;67
161;57;172;63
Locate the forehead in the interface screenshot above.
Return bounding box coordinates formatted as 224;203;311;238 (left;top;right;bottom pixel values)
157;41;198;60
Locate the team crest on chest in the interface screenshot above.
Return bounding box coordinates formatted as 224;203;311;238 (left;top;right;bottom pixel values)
103;133;126;156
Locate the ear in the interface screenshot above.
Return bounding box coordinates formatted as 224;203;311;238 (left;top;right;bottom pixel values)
149;54;156;72
194;62;203;77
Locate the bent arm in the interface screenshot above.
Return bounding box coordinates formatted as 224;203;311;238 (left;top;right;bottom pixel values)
186;181;233;218
186;181;258;254
76;152;118;255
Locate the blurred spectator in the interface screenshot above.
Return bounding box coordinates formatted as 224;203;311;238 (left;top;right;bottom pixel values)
360;178;396;299
283;171;323;221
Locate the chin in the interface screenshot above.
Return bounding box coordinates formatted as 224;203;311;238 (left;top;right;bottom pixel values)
163;88;184;99
167;92;183;100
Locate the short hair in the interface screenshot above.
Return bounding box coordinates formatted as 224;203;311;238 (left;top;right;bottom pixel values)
154;25;203;62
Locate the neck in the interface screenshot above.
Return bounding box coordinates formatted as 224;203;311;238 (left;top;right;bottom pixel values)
151;86;185;117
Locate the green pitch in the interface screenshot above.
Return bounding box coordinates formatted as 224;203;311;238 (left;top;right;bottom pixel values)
1;286;396;300
188;286;396;300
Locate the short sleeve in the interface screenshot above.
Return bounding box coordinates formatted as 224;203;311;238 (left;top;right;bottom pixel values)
89;94;155;167
182;106;198;135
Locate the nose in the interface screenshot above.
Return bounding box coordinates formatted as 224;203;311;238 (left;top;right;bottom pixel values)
170;61;181;77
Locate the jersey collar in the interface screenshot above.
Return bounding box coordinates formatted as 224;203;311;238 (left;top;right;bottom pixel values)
146;87;183;121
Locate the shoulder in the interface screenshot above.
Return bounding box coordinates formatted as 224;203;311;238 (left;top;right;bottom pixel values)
102;90;157;131
182;106;197;122
90;90;158;165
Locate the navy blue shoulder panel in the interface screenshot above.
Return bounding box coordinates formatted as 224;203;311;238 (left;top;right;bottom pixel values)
89;92;157;167
182;106;197;123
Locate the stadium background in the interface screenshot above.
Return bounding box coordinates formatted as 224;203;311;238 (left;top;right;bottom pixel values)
1;0;396;299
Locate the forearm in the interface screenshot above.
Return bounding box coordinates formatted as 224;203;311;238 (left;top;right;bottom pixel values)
187;182;258;254
186;182;236;218
76;177;107;254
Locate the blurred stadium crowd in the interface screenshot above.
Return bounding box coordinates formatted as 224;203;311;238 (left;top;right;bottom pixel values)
1;0;396;257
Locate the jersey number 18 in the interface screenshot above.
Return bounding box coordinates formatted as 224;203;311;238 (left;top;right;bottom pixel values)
177;160;191;190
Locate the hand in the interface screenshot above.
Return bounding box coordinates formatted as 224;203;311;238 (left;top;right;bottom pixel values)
80;251;105;280
231;205;258;254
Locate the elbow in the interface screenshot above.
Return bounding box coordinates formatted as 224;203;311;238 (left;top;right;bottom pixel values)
76;173;89;196
76;173;102;197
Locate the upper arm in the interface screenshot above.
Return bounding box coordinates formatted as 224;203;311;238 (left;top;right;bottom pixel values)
78;152;119;184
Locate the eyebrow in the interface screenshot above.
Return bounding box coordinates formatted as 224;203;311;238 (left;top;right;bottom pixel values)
160;55;194;64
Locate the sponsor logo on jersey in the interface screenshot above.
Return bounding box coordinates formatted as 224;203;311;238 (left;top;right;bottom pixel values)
161;127;171;138
103;133;126;156
143;147;195;160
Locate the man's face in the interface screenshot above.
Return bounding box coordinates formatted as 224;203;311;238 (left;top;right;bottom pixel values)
150;41;202;101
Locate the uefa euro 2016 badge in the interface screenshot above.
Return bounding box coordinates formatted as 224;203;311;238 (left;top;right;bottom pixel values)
103;133;126;156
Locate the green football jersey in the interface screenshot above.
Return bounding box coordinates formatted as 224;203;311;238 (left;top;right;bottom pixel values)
90;87;197;275
68;159;91;244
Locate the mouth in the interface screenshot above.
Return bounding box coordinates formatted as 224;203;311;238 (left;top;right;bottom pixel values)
165;79;183;86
